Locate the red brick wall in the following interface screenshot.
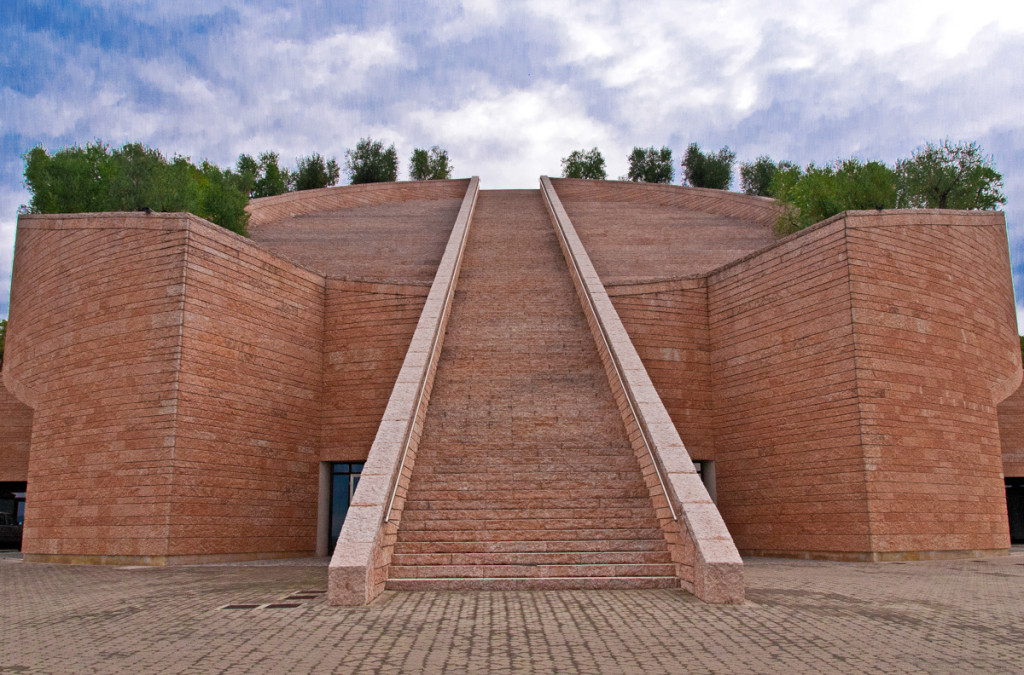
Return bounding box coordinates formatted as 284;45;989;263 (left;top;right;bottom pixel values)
844;211;1018;553
998;384;1024;477
708;222;871;555
169;220;326;559
707;211;1017;557
323;280;429;462
5;213;329;561
5;214;191;558
0;381;32;482
608;280;715;460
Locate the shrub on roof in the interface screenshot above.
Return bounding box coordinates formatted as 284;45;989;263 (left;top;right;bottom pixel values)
22;142;250;235
346;138;399;184
682;143;735;190
561;148;607;180
410;146;453;180
627;146;674;184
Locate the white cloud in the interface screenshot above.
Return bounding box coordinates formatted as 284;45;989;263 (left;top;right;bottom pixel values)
404;83;617;187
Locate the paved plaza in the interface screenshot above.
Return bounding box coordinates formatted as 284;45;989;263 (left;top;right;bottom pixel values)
1;550;1023;674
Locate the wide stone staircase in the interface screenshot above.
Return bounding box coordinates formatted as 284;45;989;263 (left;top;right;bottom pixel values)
386;190;677;590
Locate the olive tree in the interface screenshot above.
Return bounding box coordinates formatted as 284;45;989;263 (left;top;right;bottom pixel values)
409;146;453;180
561;148;607;180
682;143;735;190
627;146;673;183
346;138;399;184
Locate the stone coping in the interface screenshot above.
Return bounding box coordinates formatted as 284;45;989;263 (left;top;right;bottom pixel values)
328;177;480;605
541;176;744;604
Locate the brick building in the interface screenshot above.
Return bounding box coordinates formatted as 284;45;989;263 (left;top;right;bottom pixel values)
1;178;1020;604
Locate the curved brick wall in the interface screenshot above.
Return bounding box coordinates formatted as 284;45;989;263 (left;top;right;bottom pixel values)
551;178;779;283
0;381;32;482
712;210;1018;557
5;212;326;562
999;384;1024;477
247;178;471;226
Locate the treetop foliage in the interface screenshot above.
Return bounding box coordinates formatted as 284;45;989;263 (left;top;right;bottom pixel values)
410;146;453;181
23;142;250;235
895;139;1004;210
767;140;1004;235
293;153;342;191
627;146;674;184
740;156;799;197
771;159;898;234
561;148;607;180
0;319;6;371
682;143;736;190
346;138;399;184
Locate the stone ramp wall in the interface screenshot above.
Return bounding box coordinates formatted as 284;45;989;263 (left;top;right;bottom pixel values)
542;177;744;603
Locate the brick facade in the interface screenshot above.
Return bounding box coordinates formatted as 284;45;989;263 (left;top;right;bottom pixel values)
2;177;1019;571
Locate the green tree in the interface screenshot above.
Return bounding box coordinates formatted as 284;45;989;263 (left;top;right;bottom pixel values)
682;143;735;189
22;142;250;234
740;156;798;196
0;319;6;371
561;148;607;180
250;151;289;198
346;138;399;184
627;146;674;183
22;142;117;213
896;140;1005;210
293;153;341;191
409;146;453;180
771;159;898;235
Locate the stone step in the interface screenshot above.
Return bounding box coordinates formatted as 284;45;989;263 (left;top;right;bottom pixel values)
398;507;660;521
397;517;661;532
404;486;652;501
390;550;672;567
406;476;651;491
396;527;666;542
412;459;642;473
400;497;656;511
392;538;668;555
385;576;679;591
388;562;676;579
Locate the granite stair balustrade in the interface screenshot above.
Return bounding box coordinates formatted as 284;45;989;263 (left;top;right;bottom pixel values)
386;190;677;591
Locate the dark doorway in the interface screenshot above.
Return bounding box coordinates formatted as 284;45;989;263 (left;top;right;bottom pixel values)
1008;478;1024;545
0;481;26;551
329;463;363;554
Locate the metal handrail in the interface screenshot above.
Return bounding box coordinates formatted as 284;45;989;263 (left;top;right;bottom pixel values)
384;183;476;523
542;180;678;521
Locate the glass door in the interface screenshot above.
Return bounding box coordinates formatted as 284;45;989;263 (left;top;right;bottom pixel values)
328;463;363;554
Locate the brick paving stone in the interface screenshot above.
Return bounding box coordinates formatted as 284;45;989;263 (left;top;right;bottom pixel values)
2;551;1023;673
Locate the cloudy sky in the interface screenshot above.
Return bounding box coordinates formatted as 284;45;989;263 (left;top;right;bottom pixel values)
2;0;1024;323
